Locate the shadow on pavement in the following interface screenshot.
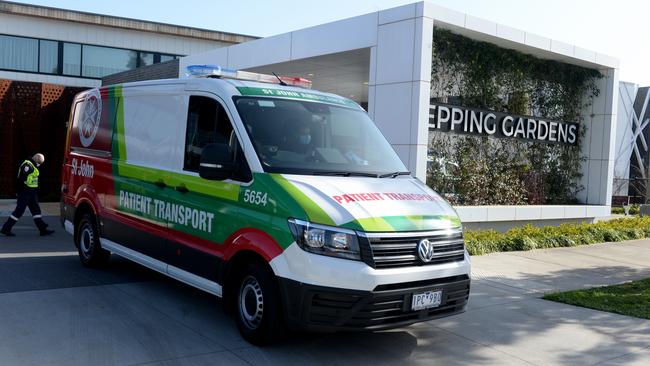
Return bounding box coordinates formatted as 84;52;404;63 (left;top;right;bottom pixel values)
439;266;650;366
0;254;164;295
0;216;164;294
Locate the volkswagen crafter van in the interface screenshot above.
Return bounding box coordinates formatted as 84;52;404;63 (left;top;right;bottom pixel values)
60;65;470;345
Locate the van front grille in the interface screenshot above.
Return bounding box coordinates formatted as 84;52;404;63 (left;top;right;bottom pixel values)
360;228;465;269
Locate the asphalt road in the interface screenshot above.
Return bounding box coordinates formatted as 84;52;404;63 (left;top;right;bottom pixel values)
0;216;649;365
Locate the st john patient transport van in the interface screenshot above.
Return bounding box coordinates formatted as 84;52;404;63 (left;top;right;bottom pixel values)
60;65;470;345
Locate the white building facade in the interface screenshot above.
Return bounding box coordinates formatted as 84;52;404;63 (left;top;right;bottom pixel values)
180;2;619;229
0;1;255;88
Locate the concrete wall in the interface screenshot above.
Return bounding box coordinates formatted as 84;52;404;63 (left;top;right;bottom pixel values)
102;60;180;86
0;13;232;57
179;14;378;72
367;5;433;182
0;70;100;88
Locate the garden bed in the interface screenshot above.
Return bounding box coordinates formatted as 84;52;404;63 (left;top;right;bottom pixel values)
465;216;650;256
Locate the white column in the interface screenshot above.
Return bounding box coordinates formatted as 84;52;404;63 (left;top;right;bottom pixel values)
578;67;619;205
368;4;433;181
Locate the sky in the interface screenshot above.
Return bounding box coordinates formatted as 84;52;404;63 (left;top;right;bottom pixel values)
11;0;650;85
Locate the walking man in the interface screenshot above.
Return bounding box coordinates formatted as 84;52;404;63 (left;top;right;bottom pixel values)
1;153;54;237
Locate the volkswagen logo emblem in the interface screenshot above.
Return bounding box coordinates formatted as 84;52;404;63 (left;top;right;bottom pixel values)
418;239;435;262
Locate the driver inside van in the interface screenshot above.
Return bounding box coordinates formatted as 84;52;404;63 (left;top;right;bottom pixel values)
283;119;314;155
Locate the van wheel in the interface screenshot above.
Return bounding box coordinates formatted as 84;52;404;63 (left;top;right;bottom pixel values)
76;213;110;267
234;261;284;346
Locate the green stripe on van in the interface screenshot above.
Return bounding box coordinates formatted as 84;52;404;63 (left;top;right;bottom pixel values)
342;217;395;232
236;87;360;109
271;174;336;226
342;215;461;232
114;86;126;160
117;162;240;201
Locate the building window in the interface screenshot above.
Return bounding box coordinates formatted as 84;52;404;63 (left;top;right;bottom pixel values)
0;35;38;72
39;40;58;74
160;54;176;63
63;43;81;76
82;45;138;78
0;33;180;78
139;52;155;67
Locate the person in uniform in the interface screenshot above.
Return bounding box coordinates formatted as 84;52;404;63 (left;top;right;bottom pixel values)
1;153;54;237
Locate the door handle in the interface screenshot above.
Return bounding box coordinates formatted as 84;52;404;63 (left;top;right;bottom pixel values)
175;185;189;193
154;180;167;188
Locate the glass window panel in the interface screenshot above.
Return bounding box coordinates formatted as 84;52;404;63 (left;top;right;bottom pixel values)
160;54;175;63
63;43;81;76
39;40;58;74
0;35;38;72
184;96;234;172
139;52;154;66
234;97;407;175
82;45;137;78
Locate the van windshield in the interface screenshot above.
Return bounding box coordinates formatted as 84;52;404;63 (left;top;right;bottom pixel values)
234;97;408;176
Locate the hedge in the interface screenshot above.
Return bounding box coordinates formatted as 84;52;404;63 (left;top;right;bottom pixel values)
611;205;639;215
464;216;650;256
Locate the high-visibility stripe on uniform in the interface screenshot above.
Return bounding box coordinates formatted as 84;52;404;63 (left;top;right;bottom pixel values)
21;160;39;188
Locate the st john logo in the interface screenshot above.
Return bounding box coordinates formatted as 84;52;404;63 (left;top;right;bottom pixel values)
79;89;102;147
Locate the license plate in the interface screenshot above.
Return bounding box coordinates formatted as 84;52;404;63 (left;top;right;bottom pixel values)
411;290;442;311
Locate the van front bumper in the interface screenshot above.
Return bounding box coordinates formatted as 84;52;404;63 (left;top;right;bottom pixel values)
278;274;470;332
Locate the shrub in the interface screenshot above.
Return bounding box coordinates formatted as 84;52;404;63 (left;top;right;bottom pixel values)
611;205;640;215
465;216;650;256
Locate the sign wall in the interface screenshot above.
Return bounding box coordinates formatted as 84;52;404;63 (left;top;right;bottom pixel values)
428;102;579;146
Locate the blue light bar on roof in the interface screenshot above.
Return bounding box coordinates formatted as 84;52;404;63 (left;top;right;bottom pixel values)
185;64;312;88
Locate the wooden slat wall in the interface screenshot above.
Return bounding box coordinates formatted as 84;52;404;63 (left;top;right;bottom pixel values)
0;80;87;201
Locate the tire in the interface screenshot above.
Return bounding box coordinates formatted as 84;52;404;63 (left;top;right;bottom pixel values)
234;261;284;346
76;213;110;267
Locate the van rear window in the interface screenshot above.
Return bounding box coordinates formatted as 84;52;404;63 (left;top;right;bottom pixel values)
70;89;112;153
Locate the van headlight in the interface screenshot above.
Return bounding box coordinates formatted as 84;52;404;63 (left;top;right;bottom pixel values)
288;219;361;260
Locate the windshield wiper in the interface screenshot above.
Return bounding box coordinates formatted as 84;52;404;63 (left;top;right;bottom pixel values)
378;171;411;178
313;171;379;177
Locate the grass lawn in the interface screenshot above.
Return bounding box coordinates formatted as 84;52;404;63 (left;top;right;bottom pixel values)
544;278;650;320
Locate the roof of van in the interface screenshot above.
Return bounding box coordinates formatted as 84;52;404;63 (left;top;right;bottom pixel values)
97;77;363;110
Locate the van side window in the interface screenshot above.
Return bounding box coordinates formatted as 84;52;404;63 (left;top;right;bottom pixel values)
184;96;234;172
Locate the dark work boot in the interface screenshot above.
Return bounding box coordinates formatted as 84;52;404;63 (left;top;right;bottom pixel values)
34;217;53;236
1;217;17;237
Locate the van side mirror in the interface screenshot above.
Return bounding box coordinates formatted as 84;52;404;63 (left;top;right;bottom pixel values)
199;143;236;180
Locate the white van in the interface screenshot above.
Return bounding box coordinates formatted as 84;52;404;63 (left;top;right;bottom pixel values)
61;65;470;345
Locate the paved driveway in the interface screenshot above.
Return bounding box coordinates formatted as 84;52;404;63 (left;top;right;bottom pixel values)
0;216;649;365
